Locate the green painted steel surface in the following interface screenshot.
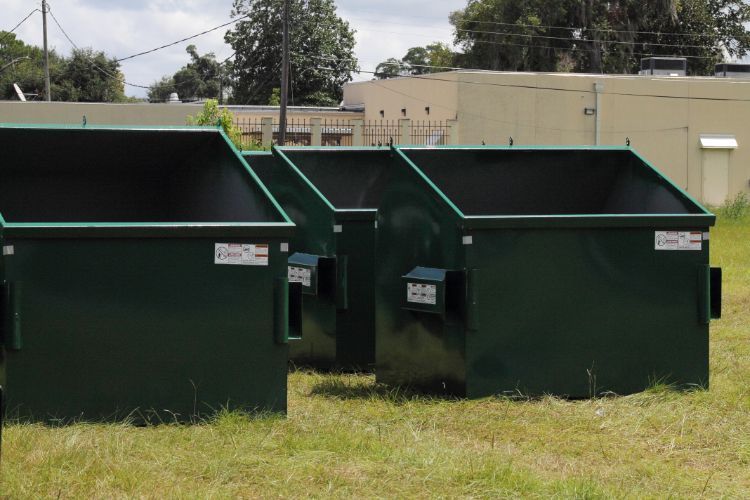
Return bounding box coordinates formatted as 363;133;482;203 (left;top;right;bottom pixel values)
0;125;293;422
376;146;716;398
244;148;392;370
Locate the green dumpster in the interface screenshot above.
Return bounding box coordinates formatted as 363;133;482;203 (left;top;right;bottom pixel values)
0;124;296;422
376;146;721;397
244;148;395;370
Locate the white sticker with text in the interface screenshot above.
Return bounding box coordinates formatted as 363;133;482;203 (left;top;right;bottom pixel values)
215;243;269;265
407;283;437;305
654;231;702;251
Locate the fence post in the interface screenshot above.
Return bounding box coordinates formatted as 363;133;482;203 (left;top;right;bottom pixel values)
446;119;460;145
261;117;273;148
351;119;364;146
399;118;411;145
310;117;322;146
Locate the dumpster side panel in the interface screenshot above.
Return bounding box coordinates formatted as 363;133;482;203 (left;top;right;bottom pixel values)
335;218;377;369
466;227;710;398
289;294;337;368
172;144;287;223
375;156;467;394
247;152;339;367
263;152;337;257
3;237;288;421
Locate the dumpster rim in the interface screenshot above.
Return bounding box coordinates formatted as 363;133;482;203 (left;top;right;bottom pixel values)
393;147;466;221
272;147;337;212
394;145;713;220
462;213;715;229
0;124;295;230
222;130;294;226
333;209;377;221
0;221;296;239
275;146;392;152
0;122;223;132
270;147;398;212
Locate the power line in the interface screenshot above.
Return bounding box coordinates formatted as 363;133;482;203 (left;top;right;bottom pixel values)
114;14;250;63
149;50;238;96
312;20;731;55
340;65;750;103
347;9;748;37
453;27;731;51
344;8;737;39
0;9;40;45
450;17;739;39
47;4;151;89
366;77;694;134
51;3;239;96
460;37;723;59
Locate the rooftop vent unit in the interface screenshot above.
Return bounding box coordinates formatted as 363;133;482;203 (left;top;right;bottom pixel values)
715;63;750;78
638;57;687;76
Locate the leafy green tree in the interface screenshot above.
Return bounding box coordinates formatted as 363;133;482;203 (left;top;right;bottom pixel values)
1;33;128;101
148;75;175;103
225;0;357;105
375;42;456;78
148;45;224;102
374;57;405;79
450;0;750;75
55;48;126;102
1;31;63;100
268;87;281;105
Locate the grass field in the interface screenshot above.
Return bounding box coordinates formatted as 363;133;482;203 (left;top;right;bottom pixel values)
1;213;748;498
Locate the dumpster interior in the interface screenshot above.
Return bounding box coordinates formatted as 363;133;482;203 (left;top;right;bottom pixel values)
399;148;703;216
0;128;284;223
280;150;393;209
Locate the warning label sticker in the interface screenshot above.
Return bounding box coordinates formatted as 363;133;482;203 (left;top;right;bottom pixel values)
654;231;702;251
288;266;312;287
214;243;269;265
407;283;437;305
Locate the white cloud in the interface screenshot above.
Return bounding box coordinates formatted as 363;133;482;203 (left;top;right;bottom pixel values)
3;0;464;98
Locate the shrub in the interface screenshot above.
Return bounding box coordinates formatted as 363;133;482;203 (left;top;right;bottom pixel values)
187;99;243;150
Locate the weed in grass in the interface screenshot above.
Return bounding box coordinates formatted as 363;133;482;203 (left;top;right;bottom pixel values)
719;192;749;220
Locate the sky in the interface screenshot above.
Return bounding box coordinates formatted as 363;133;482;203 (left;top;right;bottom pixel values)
3;0;466;99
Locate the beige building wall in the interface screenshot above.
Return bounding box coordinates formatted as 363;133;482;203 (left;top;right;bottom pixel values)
343;71;750;204
0;101;363;127
344;74;459;121
0;101;197;126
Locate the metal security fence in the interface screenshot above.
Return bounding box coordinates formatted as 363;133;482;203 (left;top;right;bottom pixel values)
363;120;400;147
277;118;311;146
234;117;263;148
233;117;454;148
410;120;450;146
321;119;353;146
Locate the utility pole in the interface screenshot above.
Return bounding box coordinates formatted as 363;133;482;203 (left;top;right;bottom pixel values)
42;0;51;101
278;0;290;146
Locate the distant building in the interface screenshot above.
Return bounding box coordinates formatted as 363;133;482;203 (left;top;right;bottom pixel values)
343;70;750;205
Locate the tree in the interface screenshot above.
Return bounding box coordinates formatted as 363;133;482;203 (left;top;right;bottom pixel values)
148;45;224;102
1;33;129;102
225;0;357;106
450;0;750;75
375;42;456;78
0;31;63;100
374;58;405;79
55;48;127;102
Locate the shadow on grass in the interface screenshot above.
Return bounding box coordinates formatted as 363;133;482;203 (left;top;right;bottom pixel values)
307;370;709;405
308;375;462;404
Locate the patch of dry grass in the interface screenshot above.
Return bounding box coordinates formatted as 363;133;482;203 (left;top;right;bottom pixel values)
1;214;748;498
